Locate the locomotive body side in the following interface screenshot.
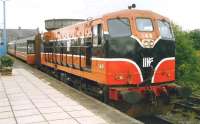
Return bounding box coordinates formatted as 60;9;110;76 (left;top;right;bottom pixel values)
41;19;110;84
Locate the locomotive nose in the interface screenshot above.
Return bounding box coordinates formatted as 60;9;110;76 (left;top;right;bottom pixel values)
141;65;154;85
138;48;155;85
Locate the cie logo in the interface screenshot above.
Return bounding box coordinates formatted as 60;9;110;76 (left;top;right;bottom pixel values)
143;57;153;68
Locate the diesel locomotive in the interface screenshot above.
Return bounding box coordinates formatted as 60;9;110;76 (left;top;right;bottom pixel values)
8;9;190;116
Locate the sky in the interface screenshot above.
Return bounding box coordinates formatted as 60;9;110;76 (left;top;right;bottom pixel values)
0;0;200;32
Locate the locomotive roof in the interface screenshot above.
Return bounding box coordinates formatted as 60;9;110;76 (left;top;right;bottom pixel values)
44;9;170;41
103;9;169;21
51;9;169;32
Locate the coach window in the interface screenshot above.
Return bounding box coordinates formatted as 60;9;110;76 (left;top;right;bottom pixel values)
61;41;65;53
108;18;131;38
85;37;92;46
53;42;57;53
28;42;33;54
28;41;35;54
80;38;84;45
44;42;48;53
60;41;64;54
50;42;54;53
56;42;61;53
92;24;102;46
67;39;71;52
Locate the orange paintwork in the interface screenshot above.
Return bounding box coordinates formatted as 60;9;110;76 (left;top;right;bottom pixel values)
15;51;35;65
44;31;56;41
153;59;175;83
27;54;35;65
106;61;142;85
16;51;27;61
41;53;143;86
41;53;106;84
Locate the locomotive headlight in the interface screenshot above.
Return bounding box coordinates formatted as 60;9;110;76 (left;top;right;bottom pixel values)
150;40;154;46
144;41;148;46
115;74;125;80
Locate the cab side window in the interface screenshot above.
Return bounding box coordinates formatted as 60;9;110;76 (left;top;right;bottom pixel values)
92;24;102;46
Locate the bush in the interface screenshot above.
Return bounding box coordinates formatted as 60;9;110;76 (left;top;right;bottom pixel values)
173;24;200;93
0;56;14;67
189;29;200;50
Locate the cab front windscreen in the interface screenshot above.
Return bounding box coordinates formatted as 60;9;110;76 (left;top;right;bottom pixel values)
158;20;174;40
136;18;153;32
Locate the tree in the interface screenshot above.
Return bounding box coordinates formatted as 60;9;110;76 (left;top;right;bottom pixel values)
173;24;200;92
189;29;200;50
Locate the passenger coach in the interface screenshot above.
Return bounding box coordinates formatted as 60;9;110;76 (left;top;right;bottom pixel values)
8;36;36;64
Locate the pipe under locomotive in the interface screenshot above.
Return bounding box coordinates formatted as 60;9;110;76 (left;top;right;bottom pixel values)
8;9;191;117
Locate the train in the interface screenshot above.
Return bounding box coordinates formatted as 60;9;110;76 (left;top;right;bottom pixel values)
8;8;191;116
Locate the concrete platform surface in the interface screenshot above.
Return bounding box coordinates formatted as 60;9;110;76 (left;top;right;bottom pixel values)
0;59;142;124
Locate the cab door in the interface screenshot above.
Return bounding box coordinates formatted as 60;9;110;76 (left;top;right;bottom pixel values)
92;24;104;57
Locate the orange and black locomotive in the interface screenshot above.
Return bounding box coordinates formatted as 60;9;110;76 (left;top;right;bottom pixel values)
8;9;190;116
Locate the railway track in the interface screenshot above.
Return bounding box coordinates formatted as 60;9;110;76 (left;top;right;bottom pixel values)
158;95;200;124
136;115;173;124
137;96;200;124
174;96;200;118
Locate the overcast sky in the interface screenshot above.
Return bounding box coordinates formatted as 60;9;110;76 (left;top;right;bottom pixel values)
0;0;199;31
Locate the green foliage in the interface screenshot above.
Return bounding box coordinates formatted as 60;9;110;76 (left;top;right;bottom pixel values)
173;24;200;92
0;56;14;68
189;30;200;50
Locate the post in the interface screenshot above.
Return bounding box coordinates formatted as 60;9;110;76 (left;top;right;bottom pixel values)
0;0;7;57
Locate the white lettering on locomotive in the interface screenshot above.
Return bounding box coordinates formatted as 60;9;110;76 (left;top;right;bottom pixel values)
143;57;154;68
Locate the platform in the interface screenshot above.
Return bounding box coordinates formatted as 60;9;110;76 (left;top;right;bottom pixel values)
0;58;142;124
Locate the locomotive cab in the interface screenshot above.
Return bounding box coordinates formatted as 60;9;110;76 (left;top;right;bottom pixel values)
102;9;175;86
